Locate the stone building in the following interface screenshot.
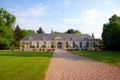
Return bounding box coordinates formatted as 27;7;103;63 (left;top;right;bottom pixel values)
20;34;96;51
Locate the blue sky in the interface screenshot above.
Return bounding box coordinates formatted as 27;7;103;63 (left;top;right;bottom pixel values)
0;0;120;38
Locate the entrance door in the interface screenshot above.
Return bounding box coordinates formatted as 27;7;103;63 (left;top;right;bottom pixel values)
57;42;62;49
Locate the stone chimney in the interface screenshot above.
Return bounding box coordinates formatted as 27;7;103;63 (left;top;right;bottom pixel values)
92;33;95;39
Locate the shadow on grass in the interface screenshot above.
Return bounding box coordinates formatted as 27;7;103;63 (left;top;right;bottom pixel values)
0;51;53;57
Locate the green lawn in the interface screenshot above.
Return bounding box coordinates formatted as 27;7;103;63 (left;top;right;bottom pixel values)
0;51;53;80
72;51;120;67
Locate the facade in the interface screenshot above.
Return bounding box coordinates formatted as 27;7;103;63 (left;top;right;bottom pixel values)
20;34;96;51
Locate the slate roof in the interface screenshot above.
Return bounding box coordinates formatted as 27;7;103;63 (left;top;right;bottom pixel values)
21;34;94;41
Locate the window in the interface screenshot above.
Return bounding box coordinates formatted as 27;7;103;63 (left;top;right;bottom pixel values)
51;42;54;48
44;42;46;46
86;42;89;48
37;42;39;48
84;38;89;40
29;42;32;48
73;42;76;48
79;42;82;48
42;37;47;40
66;42;68;48
28;37;33;40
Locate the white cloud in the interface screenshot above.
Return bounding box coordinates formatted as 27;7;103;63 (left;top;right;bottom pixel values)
61;9;103;24
81;9;103;22
41;23;69;33
8;4;47;30
61;18;79;23
115;9;120;16
12;4;46;18
104;0;115;6
61;9;104;38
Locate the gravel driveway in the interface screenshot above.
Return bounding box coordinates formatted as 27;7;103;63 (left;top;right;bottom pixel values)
45;50;120;80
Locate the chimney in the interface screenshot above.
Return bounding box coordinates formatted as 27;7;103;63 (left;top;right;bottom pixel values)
92;33;95;39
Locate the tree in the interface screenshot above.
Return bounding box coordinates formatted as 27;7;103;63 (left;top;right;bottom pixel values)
53;29;81;34
22;29;35;37
14;24;23;41
54;31;62;34
37;27;44;34
13;24;23;47
102;14;120;51
0;8;16;49
65;29;81;34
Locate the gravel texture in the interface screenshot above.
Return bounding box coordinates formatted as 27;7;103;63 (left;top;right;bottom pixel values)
45;50;120;80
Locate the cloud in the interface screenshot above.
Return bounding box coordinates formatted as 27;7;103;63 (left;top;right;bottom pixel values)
61;18;79;23
115;9;120;16
104;0;115;6
61;9;103;25
8;4;47;30
61;9;104;38
40;23;70;33
12;4;46;18
81;9;103;22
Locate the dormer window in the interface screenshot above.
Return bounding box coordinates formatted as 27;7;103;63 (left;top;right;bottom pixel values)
84;38;89;40
42;37;47;40
28;37;33;40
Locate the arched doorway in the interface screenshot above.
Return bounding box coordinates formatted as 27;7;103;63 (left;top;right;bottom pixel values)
57;42;62;49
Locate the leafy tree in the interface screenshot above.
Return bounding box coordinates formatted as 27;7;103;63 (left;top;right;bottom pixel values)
14;24;23;41
54;31;62;34
22;29;35;37
53;29;81;34
37;27;44;34
13;24;23;47
65;29;81;34
0;8;16;49
102;14;120;51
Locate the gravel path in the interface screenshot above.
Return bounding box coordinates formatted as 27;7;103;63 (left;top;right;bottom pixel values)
45;50;120;80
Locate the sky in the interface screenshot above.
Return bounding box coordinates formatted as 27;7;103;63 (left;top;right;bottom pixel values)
0;0;120;38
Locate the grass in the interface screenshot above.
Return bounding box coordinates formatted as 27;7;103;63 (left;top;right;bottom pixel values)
72;51;120;67
0;51;53;80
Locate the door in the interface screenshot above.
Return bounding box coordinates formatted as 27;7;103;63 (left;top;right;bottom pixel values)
57;42;62;49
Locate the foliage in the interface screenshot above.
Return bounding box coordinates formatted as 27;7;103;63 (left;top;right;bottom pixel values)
95;39;104;49
31;45;35;48
37;27;44;34
66;44;71;48
21;29;35;37
51;45;55;48
72;51;120;67
41;45;46;48
0;51;53;80
13;25;23;47
65;29;81;34
102;14;120;51
53;29;81;34
13;25;35;48
14;24;23;41
54;31;62;34
0;8;16;49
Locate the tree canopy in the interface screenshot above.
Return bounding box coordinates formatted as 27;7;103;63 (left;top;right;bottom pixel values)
65;29;81;34
22;29;35;37
102;14;120;51
53;29;81;34
37;27;44;34
0;8;16;49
